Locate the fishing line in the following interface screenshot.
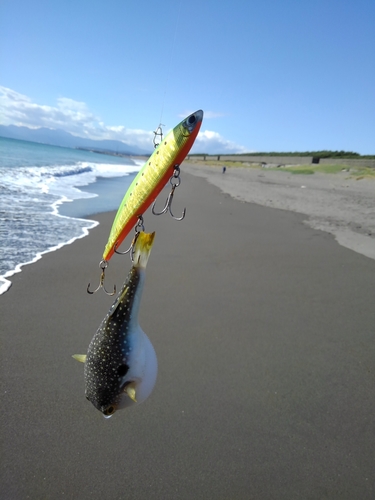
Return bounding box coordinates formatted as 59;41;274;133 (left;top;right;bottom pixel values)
154;0;183;145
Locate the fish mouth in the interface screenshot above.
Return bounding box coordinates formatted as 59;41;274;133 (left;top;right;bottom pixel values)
102;404;117;417
182;110;204;134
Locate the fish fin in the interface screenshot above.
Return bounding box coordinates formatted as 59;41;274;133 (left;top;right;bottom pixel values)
72;354;86;363
125;382;137;402
133;232;155;269
108;286;129;320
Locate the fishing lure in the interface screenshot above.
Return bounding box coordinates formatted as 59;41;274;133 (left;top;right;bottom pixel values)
87;109;203;295
104;109;203;261
74;232;157;418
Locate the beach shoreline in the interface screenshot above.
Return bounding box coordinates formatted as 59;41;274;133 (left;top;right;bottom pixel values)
0;138;142;296
184;160;375;260
1;170;374;499
2;157;373;296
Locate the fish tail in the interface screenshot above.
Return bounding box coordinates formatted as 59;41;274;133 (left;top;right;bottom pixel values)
133;232;155;269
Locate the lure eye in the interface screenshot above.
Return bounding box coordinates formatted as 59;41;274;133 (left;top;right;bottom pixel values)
183;113;198;135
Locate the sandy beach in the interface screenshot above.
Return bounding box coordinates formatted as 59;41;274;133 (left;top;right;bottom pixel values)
184;161;375;261
1;168;375;499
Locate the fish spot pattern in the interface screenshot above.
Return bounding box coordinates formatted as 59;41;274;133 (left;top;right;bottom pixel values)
84;267;142;411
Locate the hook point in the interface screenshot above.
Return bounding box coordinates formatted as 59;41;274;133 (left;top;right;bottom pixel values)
87;261;116;296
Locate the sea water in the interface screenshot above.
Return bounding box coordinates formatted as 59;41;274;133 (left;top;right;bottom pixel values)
0;137;145;294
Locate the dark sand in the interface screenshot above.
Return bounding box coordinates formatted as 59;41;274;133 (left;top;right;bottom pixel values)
1;173;375;499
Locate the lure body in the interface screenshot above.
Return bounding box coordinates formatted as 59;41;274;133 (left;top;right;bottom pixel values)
103;110;203;261
74;232;157;417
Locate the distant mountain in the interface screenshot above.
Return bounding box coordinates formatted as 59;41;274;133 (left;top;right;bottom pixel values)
0;125;152;156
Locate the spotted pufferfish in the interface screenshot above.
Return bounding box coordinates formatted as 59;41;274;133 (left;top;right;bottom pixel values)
73;231;157;418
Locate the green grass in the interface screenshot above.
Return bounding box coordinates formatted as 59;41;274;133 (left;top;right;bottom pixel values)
313;164;350;174
351;167;375;179
265;163;375;178
280;167;315;175
200;160;262;169
275;164;347;175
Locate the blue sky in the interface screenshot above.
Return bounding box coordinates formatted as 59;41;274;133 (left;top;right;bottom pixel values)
1;0;374;154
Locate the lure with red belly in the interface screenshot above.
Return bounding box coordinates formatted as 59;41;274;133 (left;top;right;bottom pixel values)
102;109;203;262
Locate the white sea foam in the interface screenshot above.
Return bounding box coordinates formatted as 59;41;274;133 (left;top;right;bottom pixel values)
1;160;142;200
0;216;99;294
0;148;145;295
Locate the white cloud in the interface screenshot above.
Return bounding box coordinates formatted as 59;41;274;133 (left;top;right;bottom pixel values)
0;86;98;134
192;130;247;154
0;86;154;149
57;97;89;112
0;86;248;153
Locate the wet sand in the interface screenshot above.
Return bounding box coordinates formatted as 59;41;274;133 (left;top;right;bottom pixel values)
1;172;375;499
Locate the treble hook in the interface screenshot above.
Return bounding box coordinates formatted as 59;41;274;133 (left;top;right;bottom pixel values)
87;260;116;296
114;215;144;262
151;166;186;221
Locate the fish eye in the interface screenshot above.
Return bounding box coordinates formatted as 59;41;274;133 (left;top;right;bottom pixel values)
117;364;129;377
188;115;196;124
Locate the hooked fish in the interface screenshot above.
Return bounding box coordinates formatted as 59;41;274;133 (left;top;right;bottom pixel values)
102;109;203;262
74;232;157;417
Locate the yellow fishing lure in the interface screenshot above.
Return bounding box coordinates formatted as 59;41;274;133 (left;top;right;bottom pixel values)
103;110;203;261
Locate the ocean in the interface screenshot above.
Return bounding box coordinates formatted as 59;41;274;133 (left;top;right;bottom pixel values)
0;137;144;294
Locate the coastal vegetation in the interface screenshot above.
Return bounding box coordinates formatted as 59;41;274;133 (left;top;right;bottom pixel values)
279;164;375;178
240;151;375;159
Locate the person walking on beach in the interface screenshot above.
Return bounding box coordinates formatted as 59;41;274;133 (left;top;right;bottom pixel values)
222;166;226;174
